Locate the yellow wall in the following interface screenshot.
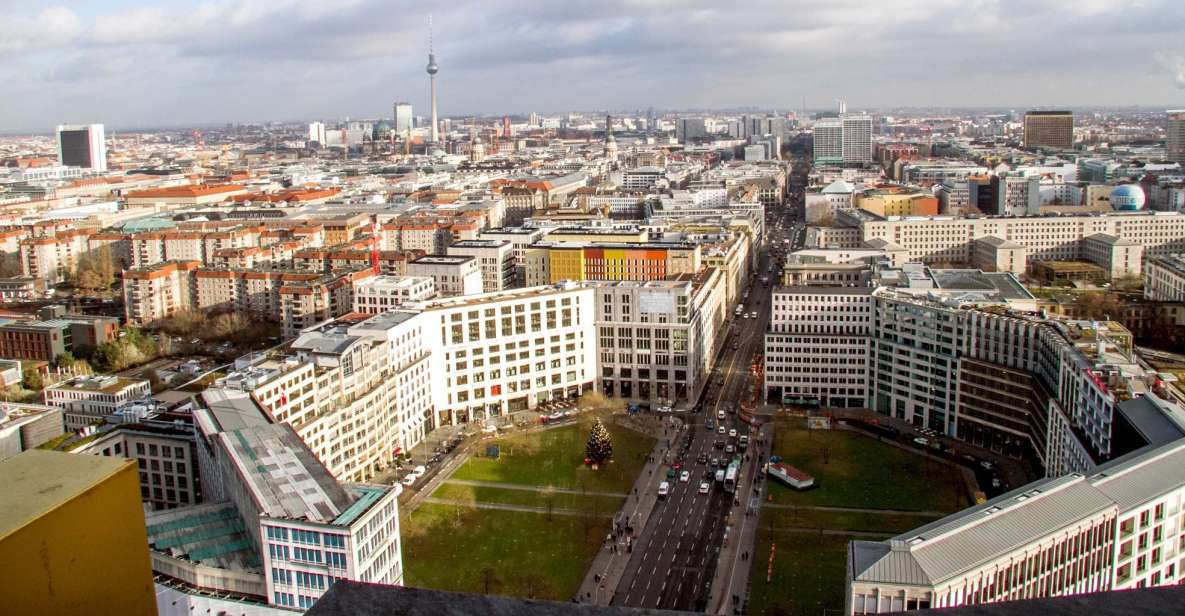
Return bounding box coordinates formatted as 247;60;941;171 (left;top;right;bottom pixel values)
0;460;156;616
547;248;586;283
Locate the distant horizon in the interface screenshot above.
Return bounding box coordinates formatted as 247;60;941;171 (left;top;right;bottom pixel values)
2;103;1184;138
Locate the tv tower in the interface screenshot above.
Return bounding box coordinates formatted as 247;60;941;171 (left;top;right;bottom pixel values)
426;14;440;144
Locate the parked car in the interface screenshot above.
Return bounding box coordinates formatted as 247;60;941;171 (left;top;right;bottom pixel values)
913;437;929;447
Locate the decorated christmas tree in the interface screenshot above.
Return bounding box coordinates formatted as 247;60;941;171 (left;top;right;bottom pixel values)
586;419;613;467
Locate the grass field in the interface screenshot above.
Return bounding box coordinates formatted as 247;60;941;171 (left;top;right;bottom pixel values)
404;419;655;601
747;419;968;615
451;420;654;493
432;482;625;514
766;421;971;512
403;503;608;600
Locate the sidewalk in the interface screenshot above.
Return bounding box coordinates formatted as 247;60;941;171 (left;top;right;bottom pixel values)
706;421;772;615
575;417;680;604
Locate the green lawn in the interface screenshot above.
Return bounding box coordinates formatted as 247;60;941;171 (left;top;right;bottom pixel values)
747;420;969;616
432;482;625;515
766;420;971;512
403;503;608;600
405;420;655;601
748;531;854;616
451;421;655;493
763;507;941;536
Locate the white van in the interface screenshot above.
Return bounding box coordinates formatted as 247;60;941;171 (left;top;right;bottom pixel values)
715;470;725;483
657;481;670;497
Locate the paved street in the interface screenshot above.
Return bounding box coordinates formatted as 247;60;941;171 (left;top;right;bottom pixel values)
608;245;777;611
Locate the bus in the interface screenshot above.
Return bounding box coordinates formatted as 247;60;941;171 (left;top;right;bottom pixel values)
723;457;741;493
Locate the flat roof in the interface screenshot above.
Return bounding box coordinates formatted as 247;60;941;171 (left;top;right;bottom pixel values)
0;450;133;540
930;269;1033;301
410;255;475;265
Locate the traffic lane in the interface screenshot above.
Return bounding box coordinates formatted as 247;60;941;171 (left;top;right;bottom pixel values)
619;436;727;607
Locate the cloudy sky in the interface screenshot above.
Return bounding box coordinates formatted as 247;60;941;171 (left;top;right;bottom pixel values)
3;0;1185;132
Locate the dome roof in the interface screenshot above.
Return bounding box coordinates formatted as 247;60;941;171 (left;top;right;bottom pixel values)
1110;184;1145;211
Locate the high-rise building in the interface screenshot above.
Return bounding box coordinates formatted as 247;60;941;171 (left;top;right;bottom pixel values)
1167;109;1185;163
1023;110;1074;149
841;114;873;164
813;118;843;164
55;123;106;171
308;121;327;145
0;450;156;615
393;102;413;133
675;118;707;142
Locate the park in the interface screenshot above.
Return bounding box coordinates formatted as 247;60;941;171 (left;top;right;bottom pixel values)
401;415;655;600
747;417;974;615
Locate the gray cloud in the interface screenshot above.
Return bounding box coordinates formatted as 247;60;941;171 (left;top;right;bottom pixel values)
3;0;1185;132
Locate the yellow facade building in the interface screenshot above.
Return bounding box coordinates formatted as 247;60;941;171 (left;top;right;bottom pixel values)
0;449;156;616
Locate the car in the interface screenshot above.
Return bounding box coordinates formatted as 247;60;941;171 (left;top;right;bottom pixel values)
706;419;715;429
679;470;691;483
658;481;670;497
717;425;726;435
913;437;930;446
699;481;711;494
728;429;737;438
697;453;708;464
739;435;749;446
714;439;724;449
725;444;735;454
400;475;417;487
717;410;726;420
980;460;994;470
748;312;757;319
666;468;677;479
732;341;739;350
710;457;719;467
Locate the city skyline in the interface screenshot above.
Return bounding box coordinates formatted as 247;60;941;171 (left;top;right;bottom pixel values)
4;0;1185;132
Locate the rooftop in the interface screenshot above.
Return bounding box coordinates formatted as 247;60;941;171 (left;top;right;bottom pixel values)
219;423;353;522
306;580;696;616
852;432;1185;587
0;449;133;540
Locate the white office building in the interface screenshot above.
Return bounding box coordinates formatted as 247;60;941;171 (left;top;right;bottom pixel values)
407;255;483;297
447;240;516;292
352;275;436;314
842;114;873;164
765;287;874;408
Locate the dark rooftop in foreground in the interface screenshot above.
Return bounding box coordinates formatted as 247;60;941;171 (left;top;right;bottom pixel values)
305;581;697;616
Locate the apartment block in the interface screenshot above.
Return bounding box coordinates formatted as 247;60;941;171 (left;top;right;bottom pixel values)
122;260;200;325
